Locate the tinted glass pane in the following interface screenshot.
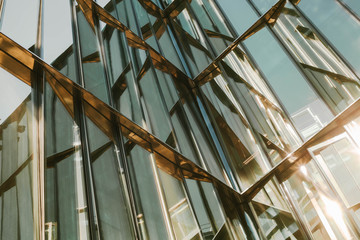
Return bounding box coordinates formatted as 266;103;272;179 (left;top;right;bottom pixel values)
45;80;90;240
0;68;33;239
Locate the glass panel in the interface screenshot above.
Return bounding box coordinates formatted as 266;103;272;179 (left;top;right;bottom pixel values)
217;0;337;139
158;166;201;240
97;0;112;8
244;27;334;138
76;5;110;103
44;80;90;240
175;97;227;182
252;180;305;239
340;0;360;17
99;9;147;126
252;1;360;114
85;118;135;239
298;0;360;76
171;0;302;160
139;68;175;143
125;145;171;239
285;161;357;239
201;80;270;188
313;137;360;207
170;9;214;77
189;0;233;54
43;0;73;64
0;0;39;50
0;68;33;239
180;97;232;183
185;179;227;238
113;0;141;36
216;0;259;34
306;121;360;231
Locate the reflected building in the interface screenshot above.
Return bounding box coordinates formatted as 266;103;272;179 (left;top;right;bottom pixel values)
1;0;360;239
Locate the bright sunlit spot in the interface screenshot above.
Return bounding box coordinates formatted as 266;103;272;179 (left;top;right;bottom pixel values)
321;195;352;240
300;165;308;176
346;121;360;147
73;125;81;147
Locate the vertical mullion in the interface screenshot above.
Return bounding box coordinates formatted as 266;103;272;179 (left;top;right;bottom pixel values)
33;0;45;238
73;91;101;240
69;0;101;239
126;6;208;236
113;117;142;239
92;1;142;237
31;56;45;240
125;0;177;238
163;21;241;191
0;0;6;29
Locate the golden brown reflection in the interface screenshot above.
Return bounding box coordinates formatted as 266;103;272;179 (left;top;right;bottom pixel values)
3;5;360;235
0;32;244;205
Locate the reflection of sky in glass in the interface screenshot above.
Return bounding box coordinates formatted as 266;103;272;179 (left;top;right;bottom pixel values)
0;69;30;124
218;0;258;34
0;0;36;123
0;0;39;49
299;0;360;76
251;0;277;13
342;0;360;16
0;0;74;124
97;0;111;7
244;30;318;114
218;0;320;115
43;0;73;63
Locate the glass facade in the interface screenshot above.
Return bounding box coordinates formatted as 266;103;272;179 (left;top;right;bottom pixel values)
1;0;360;239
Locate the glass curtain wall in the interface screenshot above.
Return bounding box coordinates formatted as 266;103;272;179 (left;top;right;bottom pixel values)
1;0;360;239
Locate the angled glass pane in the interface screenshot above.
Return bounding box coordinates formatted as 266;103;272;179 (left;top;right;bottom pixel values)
157;160;201;240
0;68;33;240
0;0;39;51
253;1;360;114
284;160;358;239
43;0;73;64
44;80;90;240
339;0;360;17
76;4;110;103
298;0;360;75
125;145;171;239
85;118;135;239
252;179;305;239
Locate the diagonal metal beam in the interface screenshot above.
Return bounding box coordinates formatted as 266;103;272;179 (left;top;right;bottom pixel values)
194;0;287;84
301;62;360;87
85;1;196;91
204;29;235;42
219;60;283;115
137;0;192;19
0;155;33;195
0;12;359;206
137;0;163;18
242;96;360;199
0;32;244;203
163;0;192;18
77;0;96;30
